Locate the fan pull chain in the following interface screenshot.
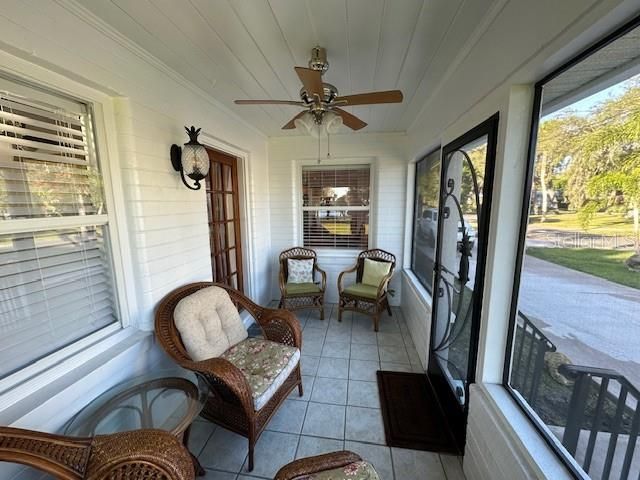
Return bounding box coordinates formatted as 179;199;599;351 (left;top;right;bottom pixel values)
317;132;321;164
327;132;331;160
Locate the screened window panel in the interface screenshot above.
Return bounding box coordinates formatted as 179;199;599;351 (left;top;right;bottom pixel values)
0;226;117;378
0;93;104;220
302;165;370;249
411;150;441;293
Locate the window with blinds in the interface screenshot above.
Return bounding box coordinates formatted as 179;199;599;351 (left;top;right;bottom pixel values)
301;165;370;249
0;77;118;380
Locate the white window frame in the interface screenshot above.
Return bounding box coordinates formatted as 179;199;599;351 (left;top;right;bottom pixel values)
0;54;135;409
297;158;375;253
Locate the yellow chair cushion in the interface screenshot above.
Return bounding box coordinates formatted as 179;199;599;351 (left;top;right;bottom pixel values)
285;282;321;295
361;258;391;288
343;283;378;299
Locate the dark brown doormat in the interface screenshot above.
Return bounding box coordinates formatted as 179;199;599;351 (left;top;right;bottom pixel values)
377;370;460;454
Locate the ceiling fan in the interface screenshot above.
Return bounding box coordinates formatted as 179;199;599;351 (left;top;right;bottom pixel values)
234;46;403;132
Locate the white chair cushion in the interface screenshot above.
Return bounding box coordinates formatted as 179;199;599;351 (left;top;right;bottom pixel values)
287;258;314;283
174;286;248;361
221;337;300;410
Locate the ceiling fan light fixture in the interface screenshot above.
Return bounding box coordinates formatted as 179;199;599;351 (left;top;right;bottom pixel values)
323;110;343;135
294;111;315;136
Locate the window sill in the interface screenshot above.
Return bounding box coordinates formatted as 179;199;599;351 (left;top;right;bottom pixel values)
0;328;151;426
472;383;577;479
401;269;433;309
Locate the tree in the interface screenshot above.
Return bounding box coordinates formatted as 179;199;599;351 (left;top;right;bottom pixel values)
573;84;640;252
535;115;583;217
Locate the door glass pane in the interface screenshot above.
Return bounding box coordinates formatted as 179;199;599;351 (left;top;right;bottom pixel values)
227;222;235;248
213;162;223;191
225;194;235;220
229;248;237;273
223;164;232;191
213;194;224;220
432;135;488;405
412;149;441;292
217;224;227;251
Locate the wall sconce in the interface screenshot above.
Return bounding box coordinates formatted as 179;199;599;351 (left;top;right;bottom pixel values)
170;126;209;190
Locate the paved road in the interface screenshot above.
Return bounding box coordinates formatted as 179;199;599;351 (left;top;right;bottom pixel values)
518;255;640;389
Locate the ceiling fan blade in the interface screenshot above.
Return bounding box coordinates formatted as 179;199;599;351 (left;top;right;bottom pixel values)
282;111;307;130
295;67;324;100
235;99;305;106
334;90;403;106
333;108;367;131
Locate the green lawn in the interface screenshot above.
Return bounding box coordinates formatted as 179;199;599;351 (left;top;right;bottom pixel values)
529;212;634;236
526;247;640;290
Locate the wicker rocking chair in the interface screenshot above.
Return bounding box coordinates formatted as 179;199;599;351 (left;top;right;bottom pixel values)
337;249;396;332
154;282;303;472
0;427;194;479
275;451;380;480
278;247;327;320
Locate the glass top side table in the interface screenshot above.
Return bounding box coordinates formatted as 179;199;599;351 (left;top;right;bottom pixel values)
65;368;208;476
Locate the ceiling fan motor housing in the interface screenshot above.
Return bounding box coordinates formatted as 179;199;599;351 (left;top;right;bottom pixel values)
299;82;338;106
309;46;329;73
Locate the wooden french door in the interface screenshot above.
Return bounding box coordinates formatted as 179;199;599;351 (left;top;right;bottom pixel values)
205;148;244;292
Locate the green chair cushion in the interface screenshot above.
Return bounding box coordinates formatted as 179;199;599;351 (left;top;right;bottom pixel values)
343;283;378;299
361;258;391;287
285;282;321;295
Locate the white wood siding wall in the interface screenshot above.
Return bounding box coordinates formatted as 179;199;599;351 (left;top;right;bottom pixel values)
267;133;407;304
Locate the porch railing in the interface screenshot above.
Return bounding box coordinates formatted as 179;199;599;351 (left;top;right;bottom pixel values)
512;312;556;408
561;365;640;480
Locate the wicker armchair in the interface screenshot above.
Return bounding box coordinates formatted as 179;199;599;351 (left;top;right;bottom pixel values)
0;427;194;479
155;282;303;472
337;249;396;332
278;247;327;319
274;451;379;480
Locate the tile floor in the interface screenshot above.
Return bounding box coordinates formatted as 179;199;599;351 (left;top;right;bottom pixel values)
191;304;466;480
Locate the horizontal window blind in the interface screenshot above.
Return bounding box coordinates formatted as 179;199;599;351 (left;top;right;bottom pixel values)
0;226;117;378
0;92;103;220
301;165;370;249
0;77;119;381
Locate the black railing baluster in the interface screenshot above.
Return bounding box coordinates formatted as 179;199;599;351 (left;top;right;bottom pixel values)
529;340;547;408
564;372;592;455
584;378;610;474
524;328;536;399
602;386;627;480
514;321;526;389
620;405;640;480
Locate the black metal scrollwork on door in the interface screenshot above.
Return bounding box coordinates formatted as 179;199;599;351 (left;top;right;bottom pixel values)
432;149;482;366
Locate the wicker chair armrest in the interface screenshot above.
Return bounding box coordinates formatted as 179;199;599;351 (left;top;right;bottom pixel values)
186;357;254;414
314;264;327;292
0;427;92;479
87;430;194;480
274;451;363;480
279;267;287;297
256;308;302;349
337;265;358;293
376;271;394;299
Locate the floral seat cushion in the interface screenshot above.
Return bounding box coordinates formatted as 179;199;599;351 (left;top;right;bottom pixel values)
221;337;300;410
293;461;380;480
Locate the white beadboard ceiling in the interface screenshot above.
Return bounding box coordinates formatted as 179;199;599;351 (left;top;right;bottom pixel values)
78;0;496;136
